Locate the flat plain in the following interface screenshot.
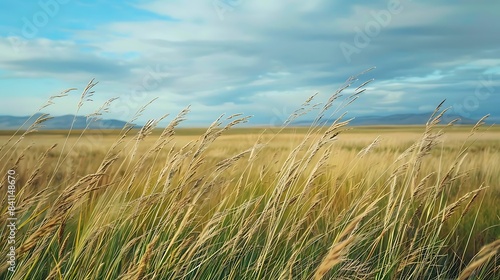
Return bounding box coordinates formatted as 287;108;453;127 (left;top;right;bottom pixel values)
1;123;499;279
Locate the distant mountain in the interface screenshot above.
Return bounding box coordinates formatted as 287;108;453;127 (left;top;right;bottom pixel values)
293;113;480;126
0;114;131;130
0;113;492;130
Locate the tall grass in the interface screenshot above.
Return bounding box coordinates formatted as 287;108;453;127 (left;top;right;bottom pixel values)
1;74;498;279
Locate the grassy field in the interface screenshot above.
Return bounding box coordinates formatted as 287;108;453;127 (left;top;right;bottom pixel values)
1;121;499;279
0;81;499;279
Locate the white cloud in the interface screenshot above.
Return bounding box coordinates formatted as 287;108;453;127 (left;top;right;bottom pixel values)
0;0;499;124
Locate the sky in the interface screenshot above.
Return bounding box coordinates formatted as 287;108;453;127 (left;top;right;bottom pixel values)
0;0;499;126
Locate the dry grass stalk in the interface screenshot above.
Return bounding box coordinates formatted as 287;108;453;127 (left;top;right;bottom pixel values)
319;115;350;146
316;67;375;125
86;97;119;121
411;172;435;200
193;114;251;159
127;97;159;125
223;196;264;257
46;251;71;280
287;192;322;242
135;118;160;141
135;235;159;280
23;144;58;188
54;173;106;214
355;78;374;92
458;239;500;280
396;246;426;274
459;186;483;219
437;151;468;193
124;116;168;195
426;99;447;126
384;175;398;226
77;79;98;110
439;187;486;224
17;218;60;257
313;234;358;280
174;210;227;278
282;92;319;126
357;136;380;158
17;172;107;259
303;148;331;191
15;187;50;218
121;234;149;256
471;114;490;134
0;144;30;194
214;148;252;173
121;235;159;280
21;113;53;138
58;232;70;260
153;106;190;147
314;203;377;280
39;88;75;111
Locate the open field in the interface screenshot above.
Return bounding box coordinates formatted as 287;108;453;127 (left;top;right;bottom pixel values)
1;120;499;279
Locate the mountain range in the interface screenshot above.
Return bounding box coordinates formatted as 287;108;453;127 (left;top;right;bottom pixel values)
0;114;130;130
0;112;493;130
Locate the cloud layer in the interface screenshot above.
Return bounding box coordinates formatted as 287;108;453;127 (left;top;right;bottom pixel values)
0;0;499;125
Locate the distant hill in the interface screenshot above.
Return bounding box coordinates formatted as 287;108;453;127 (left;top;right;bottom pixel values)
0;112;493;130
293;113;480;126
0;114;131;130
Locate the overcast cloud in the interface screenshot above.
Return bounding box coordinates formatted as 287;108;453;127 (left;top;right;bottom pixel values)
0;0;499;125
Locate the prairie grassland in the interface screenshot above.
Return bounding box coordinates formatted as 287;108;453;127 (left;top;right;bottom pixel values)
0;80;499;279
1;124;499;279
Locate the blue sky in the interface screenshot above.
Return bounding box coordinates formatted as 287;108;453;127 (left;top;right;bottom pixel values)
0;0;499;126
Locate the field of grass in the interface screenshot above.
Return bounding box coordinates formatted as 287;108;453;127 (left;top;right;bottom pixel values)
0;81;499;279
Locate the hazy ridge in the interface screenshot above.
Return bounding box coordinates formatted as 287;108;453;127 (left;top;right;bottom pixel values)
0;112;493;130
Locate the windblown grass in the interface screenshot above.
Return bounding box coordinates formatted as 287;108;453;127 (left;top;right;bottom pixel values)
1;73;498;279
